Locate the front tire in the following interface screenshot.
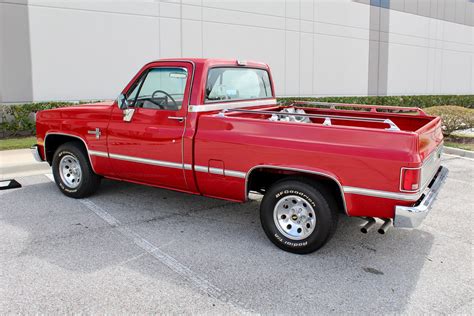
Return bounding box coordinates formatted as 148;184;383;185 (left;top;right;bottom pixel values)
52;142;101;198
260;179;338;254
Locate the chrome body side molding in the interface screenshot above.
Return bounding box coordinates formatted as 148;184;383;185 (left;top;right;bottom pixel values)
225;169;246;178
343;186;422;201
188;99;277;113
191;165;246;178
194;165;208;173
89;150;108;158
108;152;185;170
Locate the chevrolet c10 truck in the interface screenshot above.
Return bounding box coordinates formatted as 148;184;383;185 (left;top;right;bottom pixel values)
32;58;448;254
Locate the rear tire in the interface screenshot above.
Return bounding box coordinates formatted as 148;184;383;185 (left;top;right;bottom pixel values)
52;142;101;198
260;178;338;254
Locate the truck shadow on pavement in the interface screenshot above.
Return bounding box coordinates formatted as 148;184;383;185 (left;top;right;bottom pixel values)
0;177;434;313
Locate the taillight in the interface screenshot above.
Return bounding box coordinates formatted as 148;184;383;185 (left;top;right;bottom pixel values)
401;168;421;192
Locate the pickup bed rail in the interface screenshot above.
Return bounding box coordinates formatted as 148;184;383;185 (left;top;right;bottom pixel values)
291;101;427;116
220;107;402;131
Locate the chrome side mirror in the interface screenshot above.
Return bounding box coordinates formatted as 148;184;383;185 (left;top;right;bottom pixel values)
123;108;135;122
117;93;129;110
117;93;135;122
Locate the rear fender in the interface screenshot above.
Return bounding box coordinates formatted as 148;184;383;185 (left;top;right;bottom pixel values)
245;165;347;214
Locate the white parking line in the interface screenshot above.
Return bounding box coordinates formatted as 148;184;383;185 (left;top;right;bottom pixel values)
78;198;251;313
443;153;474;161
42;173;248;311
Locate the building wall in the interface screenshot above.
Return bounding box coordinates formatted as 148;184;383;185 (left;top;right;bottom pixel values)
0;0;473;103
0;0;34;103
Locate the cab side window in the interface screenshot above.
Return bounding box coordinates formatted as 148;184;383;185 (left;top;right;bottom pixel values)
126;67;188;111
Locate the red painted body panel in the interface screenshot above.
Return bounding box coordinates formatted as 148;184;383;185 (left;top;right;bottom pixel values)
192;111;440;218
35;58;443;219
36;102;114;175
106;61;193;189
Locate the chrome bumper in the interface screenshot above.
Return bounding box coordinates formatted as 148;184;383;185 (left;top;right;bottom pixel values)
394;166;448;228
31;144;43;162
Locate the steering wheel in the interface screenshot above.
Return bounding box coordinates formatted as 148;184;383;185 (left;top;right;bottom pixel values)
151;90;178;110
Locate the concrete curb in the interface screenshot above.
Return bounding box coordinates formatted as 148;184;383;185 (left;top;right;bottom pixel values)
444;146;474;159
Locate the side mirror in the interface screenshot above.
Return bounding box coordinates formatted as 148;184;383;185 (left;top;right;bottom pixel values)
117;93;129;110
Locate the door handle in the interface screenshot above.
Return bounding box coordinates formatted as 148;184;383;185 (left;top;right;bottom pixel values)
168;116;184;123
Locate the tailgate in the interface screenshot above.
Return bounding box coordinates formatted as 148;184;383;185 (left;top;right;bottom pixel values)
417;116;444;189
417;116;443;159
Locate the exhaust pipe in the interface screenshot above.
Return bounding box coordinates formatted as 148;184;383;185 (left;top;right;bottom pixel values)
360;217;376;234
378;218;392;234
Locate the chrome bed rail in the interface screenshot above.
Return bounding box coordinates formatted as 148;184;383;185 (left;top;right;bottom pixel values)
219;108;401;131
291;101;427;116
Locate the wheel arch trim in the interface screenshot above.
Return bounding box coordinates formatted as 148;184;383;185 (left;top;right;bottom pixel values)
244;165;348;215
44;132;101;174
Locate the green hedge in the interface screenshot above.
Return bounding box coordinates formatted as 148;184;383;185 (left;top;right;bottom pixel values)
425;106;474;136
278;95;474;109
1;102;78;138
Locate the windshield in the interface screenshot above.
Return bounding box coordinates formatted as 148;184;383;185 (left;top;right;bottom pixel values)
205;67;272;103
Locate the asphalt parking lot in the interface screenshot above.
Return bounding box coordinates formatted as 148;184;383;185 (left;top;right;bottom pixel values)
0;155;472;314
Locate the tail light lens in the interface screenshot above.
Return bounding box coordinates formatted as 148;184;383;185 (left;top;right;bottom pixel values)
401;168;421;192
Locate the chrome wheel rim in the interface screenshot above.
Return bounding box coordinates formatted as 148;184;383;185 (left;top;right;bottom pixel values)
59;154;82;189
273;195;316;240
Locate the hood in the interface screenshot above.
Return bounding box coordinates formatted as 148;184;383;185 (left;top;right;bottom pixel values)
62;100;115;111
37;100;115;121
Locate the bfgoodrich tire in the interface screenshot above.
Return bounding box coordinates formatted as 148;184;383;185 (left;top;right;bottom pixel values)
260;179;338;254
52;142;101;198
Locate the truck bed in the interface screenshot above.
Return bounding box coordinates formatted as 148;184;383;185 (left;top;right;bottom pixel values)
219;102;444;160
220;102;437;133
194;101;443;208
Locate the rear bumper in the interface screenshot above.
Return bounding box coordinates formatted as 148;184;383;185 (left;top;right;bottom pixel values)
394;166;448;228
31;144;43;162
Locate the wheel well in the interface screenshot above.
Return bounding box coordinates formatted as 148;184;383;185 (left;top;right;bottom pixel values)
44;134;87;165
247;167;346;214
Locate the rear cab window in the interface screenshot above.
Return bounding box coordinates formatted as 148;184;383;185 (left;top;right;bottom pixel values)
205;67;272;103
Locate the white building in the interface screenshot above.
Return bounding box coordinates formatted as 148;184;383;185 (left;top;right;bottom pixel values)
0;0;473;103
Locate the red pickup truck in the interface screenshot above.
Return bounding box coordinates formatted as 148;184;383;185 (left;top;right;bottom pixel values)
32;58;448;254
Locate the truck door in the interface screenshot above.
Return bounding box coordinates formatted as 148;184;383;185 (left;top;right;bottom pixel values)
106;61;192;190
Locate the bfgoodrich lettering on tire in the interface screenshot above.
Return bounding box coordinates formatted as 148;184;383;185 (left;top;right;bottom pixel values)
260;178;338;254
52;142;101;198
